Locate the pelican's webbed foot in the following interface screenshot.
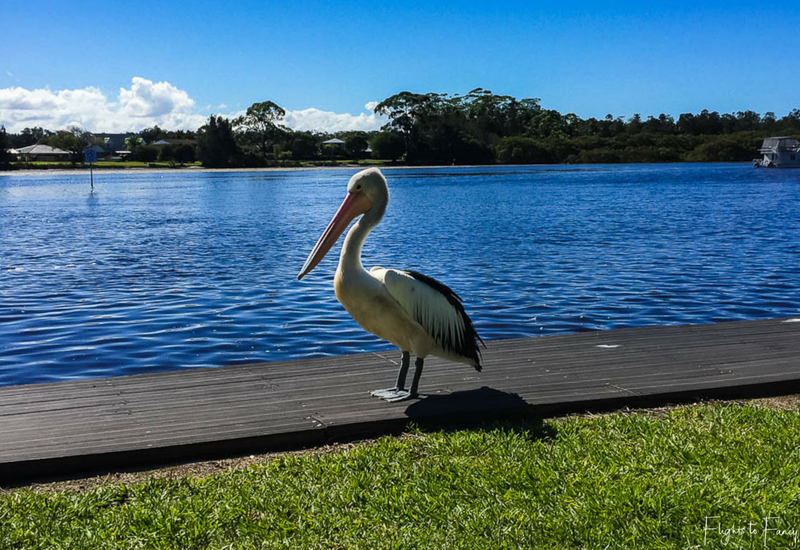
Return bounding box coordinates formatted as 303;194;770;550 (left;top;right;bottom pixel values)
370;354;424;403
371;387;405;399
370;388;417;402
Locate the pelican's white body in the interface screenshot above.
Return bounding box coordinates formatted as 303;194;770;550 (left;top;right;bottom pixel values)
299;167;481;374
335;265;471;365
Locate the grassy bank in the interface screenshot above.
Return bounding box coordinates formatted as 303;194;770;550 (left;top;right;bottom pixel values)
7;159;391;171
2;402;799;549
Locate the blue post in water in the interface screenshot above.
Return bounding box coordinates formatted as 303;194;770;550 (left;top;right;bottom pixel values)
83;148;97;190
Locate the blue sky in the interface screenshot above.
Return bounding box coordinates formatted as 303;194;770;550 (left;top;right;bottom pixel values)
1;0;798;132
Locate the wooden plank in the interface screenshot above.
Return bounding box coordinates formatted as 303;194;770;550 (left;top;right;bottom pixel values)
1;318;799;485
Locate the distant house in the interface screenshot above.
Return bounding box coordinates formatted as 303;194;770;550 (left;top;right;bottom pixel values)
322;138;346;159
15;144;72;162
322;138;345;146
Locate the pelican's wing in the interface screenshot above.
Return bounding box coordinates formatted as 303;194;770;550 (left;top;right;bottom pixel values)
379;268;484;370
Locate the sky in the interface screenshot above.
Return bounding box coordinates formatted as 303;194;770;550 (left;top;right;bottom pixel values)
1;0;798;133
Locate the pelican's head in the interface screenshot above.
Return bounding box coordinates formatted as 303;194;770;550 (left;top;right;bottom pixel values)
297;168;388;280
346;167;388;206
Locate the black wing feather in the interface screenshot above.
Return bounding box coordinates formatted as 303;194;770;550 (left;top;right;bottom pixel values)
402;270;485;371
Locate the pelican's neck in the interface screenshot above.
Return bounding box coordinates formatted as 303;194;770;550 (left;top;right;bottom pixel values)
338;204;384;276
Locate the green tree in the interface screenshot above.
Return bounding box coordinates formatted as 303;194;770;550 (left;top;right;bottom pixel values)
375;92;443;162
734;111;761;132
8;127;51;148
173;144;196;164
494;136;550;164
370;132;405;161
136;145;159;162
124;136;145;157
345;135;369;157
140;126;166;144
234;101;287;163
165;129;197;140
0;126;13;169
459;88;540;140
527;110;569;139
158;144;175;162
44;126;91;161
685;135;759;162
290;131;320;160
626;114;644;134
197;115;241;168
780;109;800;132
695;110;723;135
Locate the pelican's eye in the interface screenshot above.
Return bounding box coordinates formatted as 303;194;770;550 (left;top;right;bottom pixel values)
355;184;362;191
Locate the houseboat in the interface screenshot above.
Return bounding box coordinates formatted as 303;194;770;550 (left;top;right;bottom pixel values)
754;137;800;168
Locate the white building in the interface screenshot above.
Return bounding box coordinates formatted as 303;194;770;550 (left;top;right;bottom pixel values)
754;137;800;168
14;144;72;162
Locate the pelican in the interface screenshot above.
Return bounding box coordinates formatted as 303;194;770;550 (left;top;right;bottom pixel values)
297;168;484;402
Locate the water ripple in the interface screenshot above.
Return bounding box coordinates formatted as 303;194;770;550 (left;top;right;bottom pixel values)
1;164;799;386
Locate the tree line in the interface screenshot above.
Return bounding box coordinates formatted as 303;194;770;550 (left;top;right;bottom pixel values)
373;89;800;165
2;89;799;169
193;102;385;168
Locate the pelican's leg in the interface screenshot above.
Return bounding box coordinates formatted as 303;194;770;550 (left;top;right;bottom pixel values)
371;351;410;400
382;357;424;403
409;357;424;396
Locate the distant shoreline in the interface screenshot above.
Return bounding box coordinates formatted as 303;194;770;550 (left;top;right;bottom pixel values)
2;164;387;176
1;161;752;177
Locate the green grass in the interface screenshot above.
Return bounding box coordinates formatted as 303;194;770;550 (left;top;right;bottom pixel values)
2;403;800;549
12;161;203;169
12;160;391;170
296;159;394;167
92;161;203;169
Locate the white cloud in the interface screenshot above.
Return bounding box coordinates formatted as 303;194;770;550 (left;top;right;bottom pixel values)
281;102;387;133
0;77;388;134
0;77;206;133
118;77;195;118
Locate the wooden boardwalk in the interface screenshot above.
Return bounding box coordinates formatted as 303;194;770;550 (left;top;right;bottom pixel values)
2;318;800;485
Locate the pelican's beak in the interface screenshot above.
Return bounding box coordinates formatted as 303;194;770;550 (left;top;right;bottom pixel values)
297;191;372;280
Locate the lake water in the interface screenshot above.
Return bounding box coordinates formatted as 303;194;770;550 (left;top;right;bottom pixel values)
1;164;798;387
